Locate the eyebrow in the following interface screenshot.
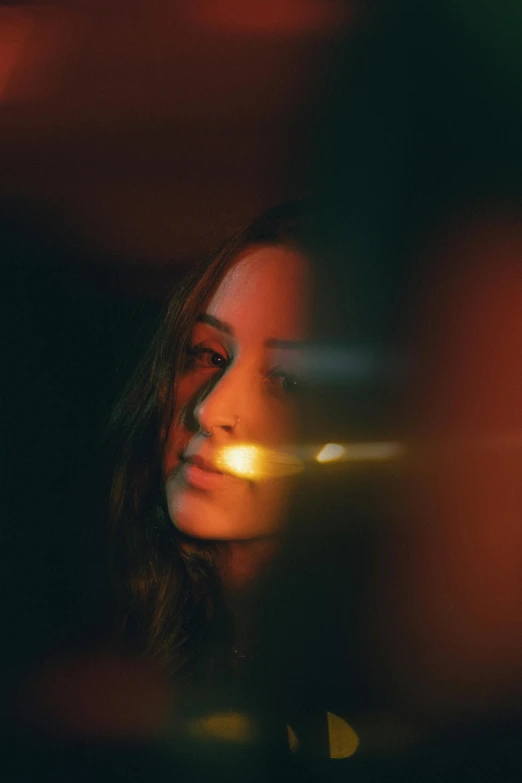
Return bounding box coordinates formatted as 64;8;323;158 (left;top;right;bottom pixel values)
197;313;304;349
196;313;234;335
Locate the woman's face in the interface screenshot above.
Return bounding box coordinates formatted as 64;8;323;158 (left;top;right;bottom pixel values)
163;244;311;540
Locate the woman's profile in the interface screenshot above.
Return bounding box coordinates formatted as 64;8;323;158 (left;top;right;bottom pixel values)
108;203;315;686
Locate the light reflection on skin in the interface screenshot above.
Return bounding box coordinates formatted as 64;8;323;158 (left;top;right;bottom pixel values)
163;244;312;542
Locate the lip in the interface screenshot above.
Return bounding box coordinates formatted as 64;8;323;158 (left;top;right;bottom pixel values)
178;451;239;491
181;461;233;491
186;453;221;474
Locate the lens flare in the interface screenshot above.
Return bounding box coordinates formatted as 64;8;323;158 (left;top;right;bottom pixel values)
215;444;304;480
317;442;405;463
215;441;405;479
216;444;262;479
316;443;345;463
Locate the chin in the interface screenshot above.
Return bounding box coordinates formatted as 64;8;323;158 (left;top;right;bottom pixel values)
167;493;252;541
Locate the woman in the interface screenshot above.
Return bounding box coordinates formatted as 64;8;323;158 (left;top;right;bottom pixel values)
109;203;314;684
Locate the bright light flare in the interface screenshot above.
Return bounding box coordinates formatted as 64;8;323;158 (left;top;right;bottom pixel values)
215;444;304;480
216;445;262;479
316;443;345;463
215;441;405;479
317;441;405;463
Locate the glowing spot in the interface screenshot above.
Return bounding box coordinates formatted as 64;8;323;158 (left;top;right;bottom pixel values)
216;444;303;480
327;712;359;759
316;443;345;463
187;711;257;744
216;444;263;479
316;441;405;463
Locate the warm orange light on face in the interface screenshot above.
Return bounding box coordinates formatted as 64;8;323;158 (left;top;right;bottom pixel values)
164;245;311;541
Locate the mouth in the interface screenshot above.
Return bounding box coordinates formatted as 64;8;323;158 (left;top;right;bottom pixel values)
179;454;237;491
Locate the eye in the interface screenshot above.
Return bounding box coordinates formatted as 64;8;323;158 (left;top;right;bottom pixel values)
266;367;300;397
185;344;229;371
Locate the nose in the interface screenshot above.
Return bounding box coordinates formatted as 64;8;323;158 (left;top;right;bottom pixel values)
193;367;241;436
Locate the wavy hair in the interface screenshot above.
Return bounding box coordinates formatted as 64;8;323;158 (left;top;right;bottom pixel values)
108;203;309;678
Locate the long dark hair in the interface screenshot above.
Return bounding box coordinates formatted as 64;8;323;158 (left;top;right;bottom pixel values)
108;203;309;679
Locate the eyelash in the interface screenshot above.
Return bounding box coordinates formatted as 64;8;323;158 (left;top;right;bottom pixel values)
185;345;229;370
185;345;299;397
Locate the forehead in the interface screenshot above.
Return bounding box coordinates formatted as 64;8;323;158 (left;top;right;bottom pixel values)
206;244;311;340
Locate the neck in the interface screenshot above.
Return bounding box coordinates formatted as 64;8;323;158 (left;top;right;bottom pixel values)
218;536;280;594
217;536;280;655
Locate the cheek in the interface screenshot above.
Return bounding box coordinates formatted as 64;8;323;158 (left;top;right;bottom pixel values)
163;421;179;477
162;376;203;476
163;406;188;478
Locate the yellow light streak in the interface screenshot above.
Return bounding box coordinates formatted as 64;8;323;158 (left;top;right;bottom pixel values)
215;441;405;480
215;444;304;480
339;442;405;461
316;443;345;463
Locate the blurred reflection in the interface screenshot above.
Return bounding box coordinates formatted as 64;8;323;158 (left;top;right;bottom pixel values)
190;0;354;34
375;213;522;725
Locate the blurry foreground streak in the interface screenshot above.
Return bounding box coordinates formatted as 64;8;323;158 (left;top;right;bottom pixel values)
217;432;522;480
215;441;405;480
